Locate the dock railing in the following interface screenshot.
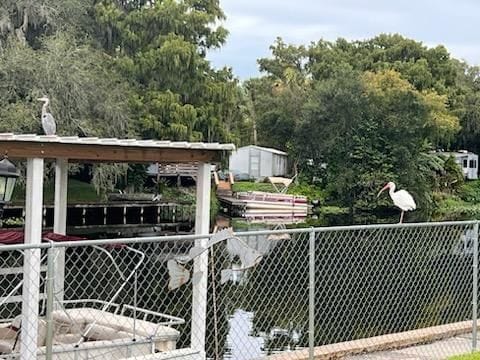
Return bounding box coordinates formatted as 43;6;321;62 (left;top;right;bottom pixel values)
0;221;479;359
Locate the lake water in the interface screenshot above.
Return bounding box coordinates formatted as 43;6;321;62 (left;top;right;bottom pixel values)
55;210;465;360
224;310;264;359
224;309;304;359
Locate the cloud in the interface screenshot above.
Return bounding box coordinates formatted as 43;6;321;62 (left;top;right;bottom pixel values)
443;43;480;64
225;14;336;43
209;0;480;79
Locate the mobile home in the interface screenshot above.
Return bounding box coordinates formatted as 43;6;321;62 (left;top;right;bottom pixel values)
446;150;478;180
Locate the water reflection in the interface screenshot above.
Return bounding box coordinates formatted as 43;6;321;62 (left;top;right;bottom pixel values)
215;215;308;359
224;310;264;359
224;310;303;359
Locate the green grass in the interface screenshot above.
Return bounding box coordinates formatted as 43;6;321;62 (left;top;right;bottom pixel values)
315;205;349;216
288;183;326;202
433;179;480;221
433;195;480;220
12;179;200;205
11;179;101;204
232;181;277;193
448;352;480;359
459;179;480;203
11;177;205;206
434;185;480;221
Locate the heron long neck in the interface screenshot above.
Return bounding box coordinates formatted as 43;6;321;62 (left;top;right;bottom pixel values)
41;100;49;115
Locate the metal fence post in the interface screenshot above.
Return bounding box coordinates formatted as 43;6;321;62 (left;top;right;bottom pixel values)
309;228;315;360
45;245;55;360
473;222;479;352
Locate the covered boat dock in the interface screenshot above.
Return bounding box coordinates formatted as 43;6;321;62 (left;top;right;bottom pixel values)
0;133;234;359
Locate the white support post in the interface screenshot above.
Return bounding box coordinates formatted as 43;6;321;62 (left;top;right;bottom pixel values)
21;158;44;360
53;158;68;304
191;163;212;356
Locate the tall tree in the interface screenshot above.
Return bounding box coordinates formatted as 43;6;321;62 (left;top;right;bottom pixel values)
246;38;311;177
451;63;480;153
297;69;457;212
0;34;131;137
94;0;243;143
0;0;247;193
0;0;90;48
251;35;465;213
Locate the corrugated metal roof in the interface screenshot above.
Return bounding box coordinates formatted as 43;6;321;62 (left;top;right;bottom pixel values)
238;145;288;156
438;151;478;157
0;133;235;151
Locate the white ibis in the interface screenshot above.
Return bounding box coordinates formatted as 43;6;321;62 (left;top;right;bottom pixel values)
377;182;416;223
37;96;57;135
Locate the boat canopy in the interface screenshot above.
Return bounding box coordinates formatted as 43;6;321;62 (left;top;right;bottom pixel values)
0;230;84;245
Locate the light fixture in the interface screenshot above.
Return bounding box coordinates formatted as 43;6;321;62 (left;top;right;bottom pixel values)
0;156;19;219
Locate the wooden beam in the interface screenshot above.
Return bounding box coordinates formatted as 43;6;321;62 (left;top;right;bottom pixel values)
0;141;223;163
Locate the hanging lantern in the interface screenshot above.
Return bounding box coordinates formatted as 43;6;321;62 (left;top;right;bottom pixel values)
0;157;19;219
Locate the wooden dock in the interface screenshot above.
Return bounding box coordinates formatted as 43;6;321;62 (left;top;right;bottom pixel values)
217;192;309;219
217;195;247;217
3;202;195;235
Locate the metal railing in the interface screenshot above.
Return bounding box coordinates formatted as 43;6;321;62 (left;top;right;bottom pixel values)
0;221;478;359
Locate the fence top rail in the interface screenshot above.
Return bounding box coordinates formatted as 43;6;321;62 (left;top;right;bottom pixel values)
0;220;477;251
235;219;479;237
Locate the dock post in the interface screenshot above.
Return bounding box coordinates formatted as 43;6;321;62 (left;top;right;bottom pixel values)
45;246;55;360
473;221;479;352
309;228;316;359
191;163;212;358
53;158;68;306
21;158;44;360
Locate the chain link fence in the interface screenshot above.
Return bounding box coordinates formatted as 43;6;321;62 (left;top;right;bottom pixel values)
0;221;478;359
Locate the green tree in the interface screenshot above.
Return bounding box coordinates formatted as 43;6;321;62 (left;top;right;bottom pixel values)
306;34;461;148
0;0;247;194
451;63;480;153
307;34;457;94
245;38;311;176
0;34;132;137
0;0;90;47
0;33;134;195
251;35;468;213
94;0;243;143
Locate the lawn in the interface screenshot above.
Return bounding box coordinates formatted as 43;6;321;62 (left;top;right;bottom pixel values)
11;179;101;204
231;181;277;193
448;353;480;360
433;179;480;220
10;179;198;205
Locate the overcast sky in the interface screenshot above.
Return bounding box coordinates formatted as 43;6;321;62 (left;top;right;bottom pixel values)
207;0;480;79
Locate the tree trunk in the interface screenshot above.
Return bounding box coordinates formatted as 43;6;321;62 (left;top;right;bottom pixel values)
15;9;28;45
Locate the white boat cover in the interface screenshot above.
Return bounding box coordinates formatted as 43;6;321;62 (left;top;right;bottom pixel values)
52;308;179;340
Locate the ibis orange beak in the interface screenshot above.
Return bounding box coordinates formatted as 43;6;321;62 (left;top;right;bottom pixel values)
377;184;390;198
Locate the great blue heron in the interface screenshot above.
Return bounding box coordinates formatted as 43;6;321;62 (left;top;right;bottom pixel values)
37;96;56;136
